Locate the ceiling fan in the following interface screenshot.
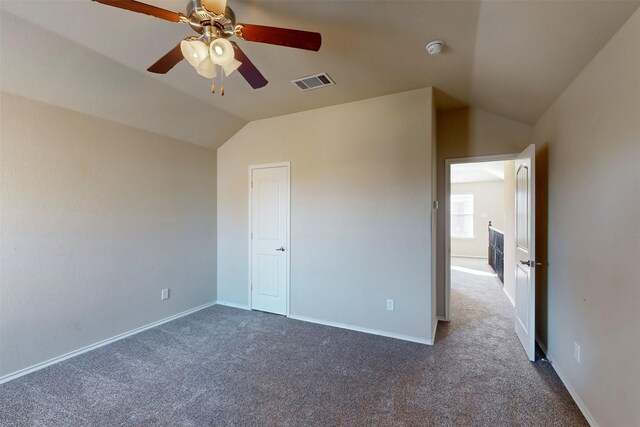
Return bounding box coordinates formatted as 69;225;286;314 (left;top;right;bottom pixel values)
92;0;322;94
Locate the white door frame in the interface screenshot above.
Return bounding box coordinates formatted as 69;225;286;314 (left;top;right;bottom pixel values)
248;162;291;316
444;153;517;321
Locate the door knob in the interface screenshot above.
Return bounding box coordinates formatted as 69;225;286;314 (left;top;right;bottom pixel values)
520;260;542;267
276;246;286;252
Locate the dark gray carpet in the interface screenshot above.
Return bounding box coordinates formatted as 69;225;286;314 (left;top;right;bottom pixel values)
1;257;586;426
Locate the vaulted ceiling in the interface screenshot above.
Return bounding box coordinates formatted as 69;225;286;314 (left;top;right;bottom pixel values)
1;0;638;147
452;161;506;184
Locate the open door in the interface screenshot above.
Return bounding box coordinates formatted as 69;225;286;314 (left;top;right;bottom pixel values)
514;144;536;360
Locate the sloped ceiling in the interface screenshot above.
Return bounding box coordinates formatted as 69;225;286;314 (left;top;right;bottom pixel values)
1;0;638;148
452;161;505;184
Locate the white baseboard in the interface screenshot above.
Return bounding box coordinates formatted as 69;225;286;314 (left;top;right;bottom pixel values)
215;301;250;310
0;301;216;385
451;255;487;259
288;314;433;345
536;336;548;357
546;353;599;427
503;287;515;306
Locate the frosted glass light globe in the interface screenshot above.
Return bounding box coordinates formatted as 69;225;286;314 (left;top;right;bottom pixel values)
181;40;209;68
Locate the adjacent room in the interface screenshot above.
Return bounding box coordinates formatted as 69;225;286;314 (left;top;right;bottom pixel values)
446;159;529;359
448;159;517;312
1;0;639;426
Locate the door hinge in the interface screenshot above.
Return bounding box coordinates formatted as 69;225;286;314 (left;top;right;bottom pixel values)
251;180;253;188
251;232;253;239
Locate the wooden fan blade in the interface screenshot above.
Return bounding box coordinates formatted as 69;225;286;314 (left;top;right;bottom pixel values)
231;42;268;89
147;43;184;74
236;24;321;52
92;0;185;23
202;0;227;15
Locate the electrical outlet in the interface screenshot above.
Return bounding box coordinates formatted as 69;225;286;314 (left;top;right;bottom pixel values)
386;299;394;311
574;342;581;363
161;289;169;300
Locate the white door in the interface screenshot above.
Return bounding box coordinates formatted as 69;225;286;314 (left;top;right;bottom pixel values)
250;165;289;315
514;144;536;361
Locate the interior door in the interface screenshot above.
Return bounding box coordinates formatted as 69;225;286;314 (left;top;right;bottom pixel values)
250;166;289;315
514;144;536;361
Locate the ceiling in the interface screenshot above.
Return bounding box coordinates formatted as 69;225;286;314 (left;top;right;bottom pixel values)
1;0;638;148
451;161;505;184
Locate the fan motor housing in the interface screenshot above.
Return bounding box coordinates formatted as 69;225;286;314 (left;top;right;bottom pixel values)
185;0;235;37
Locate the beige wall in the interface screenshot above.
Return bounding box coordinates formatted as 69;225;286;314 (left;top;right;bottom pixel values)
217;88;435;343
533;9;640;426
436;108;532;317
450;180;505;258
0;93;217;378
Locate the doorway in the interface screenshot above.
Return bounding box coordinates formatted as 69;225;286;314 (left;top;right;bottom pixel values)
444;154;517;322
444;146;537;360
248;162;290;316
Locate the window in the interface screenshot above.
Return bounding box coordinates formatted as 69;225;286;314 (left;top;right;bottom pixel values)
451;194;474;238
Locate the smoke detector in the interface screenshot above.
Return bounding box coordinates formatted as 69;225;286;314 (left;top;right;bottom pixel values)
426;40;444;55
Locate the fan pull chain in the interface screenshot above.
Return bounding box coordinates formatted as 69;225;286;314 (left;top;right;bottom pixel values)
208;66;228;96
221;69;225;96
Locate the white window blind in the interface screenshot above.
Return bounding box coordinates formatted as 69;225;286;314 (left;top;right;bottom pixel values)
451;194;474;238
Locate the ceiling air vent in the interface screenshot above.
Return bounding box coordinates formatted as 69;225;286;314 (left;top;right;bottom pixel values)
292;73;335;91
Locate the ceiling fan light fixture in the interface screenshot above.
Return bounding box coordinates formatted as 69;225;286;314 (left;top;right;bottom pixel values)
196;57;217;79
181;39;209;68
222;59;242;76
92;0;322;91
209;38;235;66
